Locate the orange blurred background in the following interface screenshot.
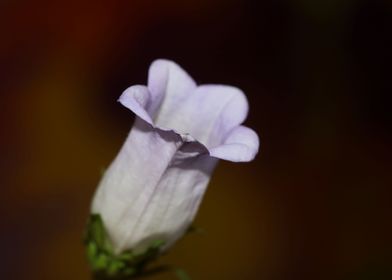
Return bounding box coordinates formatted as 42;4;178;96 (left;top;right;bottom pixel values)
1;0;391;279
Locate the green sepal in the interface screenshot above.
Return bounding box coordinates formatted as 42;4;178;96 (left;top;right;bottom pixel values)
84;214;165;279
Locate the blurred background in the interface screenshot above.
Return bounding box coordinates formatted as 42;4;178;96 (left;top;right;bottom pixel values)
1;0;391;279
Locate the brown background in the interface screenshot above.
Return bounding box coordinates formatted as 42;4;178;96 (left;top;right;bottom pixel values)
1;0;391;279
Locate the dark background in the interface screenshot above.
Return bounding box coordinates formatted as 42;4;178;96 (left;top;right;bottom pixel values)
1;0;391;279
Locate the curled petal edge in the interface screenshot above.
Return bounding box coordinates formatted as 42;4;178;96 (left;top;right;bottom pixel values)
209;126;260;162
119;85;259;162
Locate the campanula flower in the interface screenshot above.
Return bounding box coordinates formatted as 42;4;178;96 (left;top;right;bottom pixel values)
91;59;259;255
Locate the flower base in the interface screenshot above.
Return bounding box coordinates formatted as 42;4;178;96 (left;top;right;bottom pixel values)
85;214;165;279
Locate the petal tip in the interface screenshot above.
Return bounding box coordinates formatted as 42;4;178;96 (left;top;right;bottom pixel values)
208;126;260;162
117;85;153;125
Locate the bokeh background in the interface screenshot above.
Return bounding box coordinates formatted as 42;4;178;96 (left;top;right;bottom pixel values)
1;0;391;279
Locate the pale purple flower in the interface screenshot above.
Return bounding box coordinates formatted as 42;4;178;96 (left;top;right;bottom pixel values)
91;59;259;254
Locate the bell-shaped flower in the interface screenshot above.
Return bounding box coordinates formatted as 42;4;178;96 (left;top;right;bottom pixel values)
91;59;259;255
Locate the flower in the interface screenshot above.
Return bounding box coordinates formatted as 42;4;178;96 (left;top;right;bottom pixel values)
91;59;259;255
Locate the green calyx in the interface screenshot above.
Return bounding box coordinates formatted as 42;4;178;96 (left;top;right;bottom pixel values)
84;214;165;279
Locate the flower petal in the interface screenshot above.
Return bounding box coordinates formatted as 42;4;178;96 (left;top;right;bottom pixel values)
127;154;217;253
209;125;260;162
147;59;197;121
118;84;208;153
118;85;153;125
160;85;249;148
91;120;183;253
